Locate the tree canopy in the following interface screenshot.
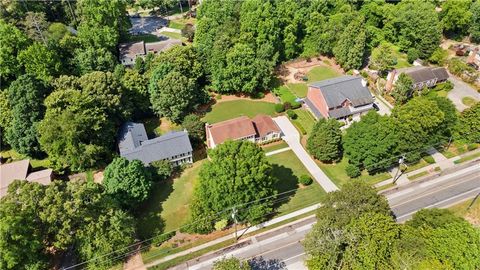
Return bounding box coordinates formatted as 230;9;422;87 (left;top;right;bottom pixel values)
307;119;342;162
391;73;413;105
186;140;277;234
370;42;396;74
455;102;480;143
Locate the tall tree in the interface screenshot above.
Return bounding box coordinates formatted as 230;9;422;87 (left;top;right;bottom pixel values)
21;11;49;43
391;73;413;104
186;140;277;234
440;0;472;36
0;20;29;83
307;119;342;162
5;75;46;157
17;42;62;83
149;71;196;123
333;16;366;70
455;102;480;143
0;181;48;270
182;114;206;145
470;1;480;42
122;69;151;117
103;157;153;208
73;47;117;75
0;90;12;147
370;42;396;74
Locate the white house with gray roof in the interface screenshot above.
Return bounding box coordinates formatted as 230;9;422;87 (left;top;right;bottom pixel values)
118;122;193;166
306;76;374;120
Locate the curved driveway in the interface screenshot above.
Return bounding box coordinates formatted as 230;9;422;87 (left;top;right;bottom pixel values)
273;116;338;192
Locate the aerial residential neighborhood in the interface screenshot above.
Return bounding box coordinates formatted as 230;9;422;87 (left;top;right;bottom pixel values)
1;1;480;270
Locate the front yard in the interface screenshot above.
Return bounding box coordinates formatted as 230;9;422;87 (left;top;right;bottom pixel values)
202;100;277;123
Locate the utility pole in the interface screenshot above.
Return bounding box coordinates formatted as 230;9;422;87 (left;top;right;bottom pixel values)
231;207;238;242
393;155;405;184
179;0;184;14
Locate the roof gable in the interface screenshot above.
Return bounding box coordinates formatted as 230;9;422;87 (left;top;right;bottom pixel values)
207;116;257;145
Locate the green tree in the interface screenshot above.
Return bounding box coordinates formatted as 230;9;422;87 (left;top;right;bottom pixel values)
392;97;445;162
440;0;472;36
0;91;12;147
428;48;449;65
333;16;366;70
370;42;396;74
47;22;70;41
343;112;398;173
470;1;480;42
149;71;196;123
182;114;206;145
5;75;46;157
213;257;251;270
428;96;457;141
21;11;49;42
0;20;29;82
307;119;342;162
150;159;173;181
387;1;441;58
455;102;480;143
186;140;277;234
103;157;153;208
0;181;48;270
181;23;195;42
17;42;62;83
76;0;130;51
73;47;117;75
122;69;151;117
303;181;392;270
391;73;413;104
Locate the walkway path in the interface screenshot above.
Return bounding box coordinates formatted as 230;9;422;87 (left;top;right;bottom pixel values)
272;116;338;192
426;147;453;170
265;147;291;156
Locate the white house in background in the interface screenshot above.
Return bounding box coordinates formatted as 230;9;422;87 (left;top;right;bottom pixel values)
118;39;182;66
205;115;282;149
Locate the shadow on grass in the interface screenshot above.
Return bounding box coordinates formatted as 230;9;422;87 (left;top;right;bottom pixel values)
270;164;299;208
135;180;174;241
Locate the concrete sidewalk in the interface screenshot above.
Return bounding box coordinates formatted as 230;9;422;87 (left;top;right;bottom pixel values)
272;116;339;192
144;204;320;268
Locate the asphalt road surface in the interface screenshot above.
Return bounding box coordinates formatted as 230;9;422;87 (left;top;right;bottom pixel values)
174;164;480;270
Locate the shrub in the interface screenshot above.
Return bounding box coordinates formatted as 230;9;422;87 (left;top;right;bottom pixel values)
299;175;313;186
216;94;222;100
407;48;420;63
153;231;176;246
214;219;228;231
284;102;292;110
467;144;478;151
346;164;361;178
287;109;297;119
253;92;265;99
291;102;301;109
274;103;285;113
423;155;435;164
150;160;173;181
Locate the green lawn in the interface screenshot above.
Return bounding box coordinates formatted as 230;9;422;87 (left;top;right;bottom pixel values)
137;160;204;239
0;149;50;170
203;100;277;123
274;85;298;104
454;152;480;164
317;157;391;187
168;20;185;30
462;96;477;106
408;171;429;181
160;31;183;40
291;109;316;136
287;83;308;97
392;45;412;69
142;117;180;137
404;158;430;173
128;34;160;43
449;198;480;226
306;66;341;82
262;142;289;152
267;150;326;215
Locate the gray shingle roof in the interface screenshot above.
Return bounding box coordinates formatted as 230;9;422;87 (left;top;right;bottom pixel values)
118;122;149;154
118;122;192;165
328;107;351;119
305;98;324;119
431;67;449;81
309;76;373;108
400;66;449;84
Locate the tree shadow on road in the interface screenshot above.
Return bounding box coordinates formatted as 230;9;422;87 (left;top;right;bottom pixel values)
248;256;287;270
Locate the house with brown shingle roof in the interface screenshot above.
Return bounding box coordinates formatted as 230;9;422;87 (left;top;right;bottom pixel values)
386;66;449;91
0;159;52;197
118;39;182;66
205;115;281;149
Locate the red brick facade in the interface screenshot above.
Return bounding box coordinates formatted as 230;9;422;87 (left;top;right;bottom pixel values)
307;86;330;118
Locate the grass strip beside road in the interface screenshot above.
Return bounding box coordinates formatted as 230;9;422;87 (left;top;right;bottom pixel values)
408;171;429;181
454;152;480;164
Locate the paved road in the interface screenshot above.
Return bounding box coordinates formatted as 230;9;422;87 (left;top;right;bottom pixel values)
273;116;338;192
174;164;480;270
447;75;480;111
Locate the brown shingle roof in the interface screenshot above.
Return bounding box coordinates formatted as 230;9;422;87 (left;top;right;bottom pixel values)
145;39;182;54
119;41;145;58
207;116;257;145
26;169;53;185
403;67;449;84
252;115;280;137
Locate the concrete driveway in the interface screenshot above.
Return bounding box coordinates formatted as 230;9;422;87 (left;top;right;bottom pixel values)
273;116;338;192
129;16;167;36
447;75;480;111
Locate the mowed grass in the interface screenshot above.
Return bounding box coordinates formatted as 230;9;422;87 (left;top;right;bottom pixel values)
262;141;289;152
0;149;50;170
128;34;160;43
275;85;298;104
287;83;308;97
136;160;205;238
203;100;276;123
449;198;480;227
160;31;183;40
317;157;391;187
462;96;477;107
168;20;185;30
306;66;341;82
392;45;412;69
291;109;316;136
267;150;326;215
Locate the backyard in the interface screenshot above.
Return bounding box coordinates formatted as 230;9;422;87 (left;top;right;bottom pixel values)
202;100;277;123
306;66;342;82
392;45;412;69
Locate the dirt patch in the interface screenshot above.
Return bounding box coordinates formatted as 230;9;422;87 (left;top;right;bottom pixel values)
277;56;344;84
93;171;104;184
124;245;147;270
215;92;278;104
